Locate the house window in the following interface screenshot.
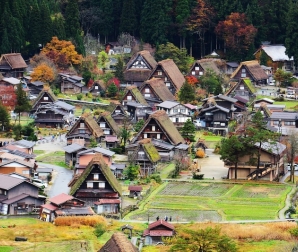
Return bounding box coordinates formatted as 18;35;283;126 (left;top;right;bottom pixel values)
22;170;29;174
94;174;99;180
157;71;162;76
240;85;244;90
127;95;132;100
173;109;178;113
157;133;160;139
79;129;85;134
87;182;93;188
285;121;295;126
115;110;120;113
144;133;147;138
100;122;105;128
191;71;195;75
195;66;200;70
220;123;226;126
241;73;246;77
95;86;98;89
199;71;203;76
175;118;179;123
273;121;279;125
98;182;105;188
80;123;85;128
145;88;150;93
181;109;185;113
166;82;170;87
44;96;48;100
242;68;246;73
152;125;155;131
104;129;110;134
145;94;150;97
165;77;167;81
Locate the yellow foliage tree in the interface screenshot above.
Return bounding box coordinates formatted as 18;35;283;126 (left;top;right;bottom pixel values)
31;63;55;83
196;148;205;158
41;36;82;68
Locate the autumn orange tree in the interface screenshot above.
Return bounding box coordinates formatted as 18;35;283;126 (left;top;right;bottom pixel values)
215;13;257;58
31;63;55;83
41;36;82;69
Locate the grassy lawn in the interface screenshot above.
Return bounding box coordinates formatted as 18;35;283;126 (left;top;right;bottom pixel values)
36;151;69;168
159;163;175;179
274;100;298;110
125;181;291;222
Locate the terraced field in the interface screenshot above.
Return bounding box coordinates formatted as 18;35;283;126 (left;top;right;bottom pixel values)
125;181;291;222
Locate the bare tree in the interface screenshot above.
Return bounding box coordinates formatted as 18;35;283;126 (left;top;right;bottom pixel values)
285;130;298;183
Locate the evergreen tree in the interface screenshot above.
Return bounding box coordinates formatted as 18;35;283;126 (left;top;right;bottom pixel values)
175;0;190;48
14;84;32;124
140;0;172;45
0;104;10;131
0;28;10;53
52;14;66;40
28;0;42;52
40;0;53;45
107;83;118;97
119;0;137;35
180;119;196;142
99;0;114;43
178;81;196;103
114;57;125;82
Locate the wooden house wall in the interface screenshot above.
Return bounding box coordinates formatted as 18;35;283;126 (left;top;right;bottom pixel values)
151;66;176;94
33;94;54;109
8;197;44;215
140;84;158;101
122;90;136;106
189;63;205;77
8;183;39;198
61;82;81;94
0;166;31;177
98;117;113;135
137;119;168;142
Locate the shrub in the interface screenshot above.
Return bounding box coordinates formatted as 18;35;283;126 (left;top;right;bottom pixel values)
94;223;106;237
193;173;204;180
77;94;83;100
54;215;106;227
150;174;162;183
196;148;205;158
289;227;298;237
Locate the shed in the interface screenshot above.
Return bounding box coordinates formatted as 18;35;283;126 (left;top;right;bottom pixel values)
128;185;143;197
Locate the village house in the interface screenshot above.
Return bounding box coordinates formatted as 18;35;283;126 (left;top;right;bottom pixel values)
123;50;157;87
110;163;126;179
139;78;176;107
149;59;185;94
110;102;128;125
128;139;161;177
74;147;115;174
0;149;36;164
143;219;175;245
267;111;298;135
225;78;257;101
127;101;152;123
156;101;192;128
0;173;45;215
128;185;143;198
40;193;94;222
5;140;35;155
0;53;27;78
225;62;239;75
0;159;36;178
198;95;239;136
99;232;138;252
69;154;122;214
121;85;149;108
89;80;106;96
31;86;58;113
253;103;285;113
59;73;85;94
26;80;44;95
132;110;185;145
254;44;295;73
224;142;286;181
0;77;20;109
188;59;221;78
66;114;104;147
230;60;268;85
63;143;87;167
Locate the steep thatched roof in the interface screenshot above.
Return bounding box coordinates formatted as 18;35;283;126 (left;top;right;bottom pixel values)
124;86;148;105
98;111;120;135
126;50;157;70
230;60;268;81
66;113;104;138
225;78;256;96
98;232;138;252
141;78;176;101
69;154;122;196
156;59;185;91
139;139;161;162
132;110;185;145
32;85;57;109
0;53;27;69
192;59;221;75
90;80;106;91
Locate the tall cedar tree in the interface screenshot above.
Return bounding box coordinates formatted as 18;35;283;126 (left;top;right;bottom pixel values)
40;0;52;46
14;84;32;125
28;0;41;52
99;0;114;43
219;135;247;179
140;0;172;46
285;1;298;67
180;119;196;142
178;81;195;103
175;0;190;48
52;14;66;40
0;104;10;131
114;57;125;82
119;0;137;35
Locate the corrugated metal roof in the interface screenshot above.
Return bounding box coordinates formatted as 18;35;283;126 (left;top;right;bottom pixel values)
157;101;179;109
3;77;20;85
78;147;115;157
54;100;75;111
63;143;85;153
270;112;298;120
0;174;25;190
262;45;293;61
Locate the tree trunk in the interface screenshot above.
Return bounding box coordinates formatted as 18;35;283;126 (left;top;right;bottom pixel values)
235;161;238;180
18;112;21;125
180;36;182;49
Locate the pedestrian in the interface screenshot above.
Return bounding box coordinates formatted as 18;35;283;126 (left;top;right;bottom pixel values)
165;216;168;221
169;216;172;222
156;216;159;221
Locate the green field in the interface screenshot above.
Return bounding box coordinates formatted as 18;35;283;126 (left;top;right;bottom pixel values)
125;181;291;222
36;151;68;168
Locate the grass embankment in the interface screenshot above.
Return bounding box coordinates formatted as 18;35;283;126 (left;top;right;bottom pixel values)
126;181;291;222
35;151;68;168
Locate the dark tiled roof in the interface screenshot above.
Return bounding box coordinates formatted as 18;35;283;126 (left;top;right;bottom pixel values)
12;139;35;148
270;112;298;120
63;143;86;153
0;174;25;190
77;147;115;157
54;100;75;111
2;193;35;204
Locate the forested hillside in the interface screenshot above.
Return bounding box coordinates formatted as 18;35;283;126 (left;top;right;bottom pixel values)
1;0;298;62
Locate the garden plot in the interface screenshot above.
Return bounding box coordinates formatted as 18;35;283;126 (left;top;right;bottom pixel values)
126;182;291;222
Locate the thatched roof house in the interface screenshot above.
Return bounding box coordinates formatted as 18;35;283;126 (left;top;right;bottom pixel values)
99;232;138;252
122;85;149;106
97;111;120;135
31;85;58;112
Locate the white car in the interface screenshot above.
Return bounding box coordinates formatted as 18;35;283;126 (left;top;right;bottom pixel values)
286;94;295;99
32;179;47;188
286;164;298;171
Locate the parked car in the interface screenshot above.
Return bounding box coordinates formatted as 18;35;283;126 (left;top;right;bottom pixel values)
193;120;201;128
286;163;298;171
286;94;295;99
32;178;47;188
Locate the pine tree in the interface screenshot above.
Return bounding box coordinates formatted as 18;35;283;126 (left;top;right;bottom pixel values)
0;28;10;53
0;104;10;131
175;0;190;48
178;81;195;103
140;0;172;45
28;0;42;52
14;84;32;124
99;0;114;43
119;0;137;35
40;0;52;45
180;119;196;142
114;57;125;82
52;14;66;40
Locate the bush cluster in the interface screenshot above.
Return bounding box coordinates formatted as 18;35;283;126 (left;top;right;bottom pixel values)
54;216;106;227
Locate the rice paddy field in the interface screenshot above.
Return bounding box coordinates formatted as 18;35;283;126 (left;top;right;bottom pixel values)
125;181;292;222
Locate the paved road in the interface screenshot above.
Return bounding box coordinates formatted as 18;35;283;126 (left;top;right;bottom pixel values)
40;162;73;198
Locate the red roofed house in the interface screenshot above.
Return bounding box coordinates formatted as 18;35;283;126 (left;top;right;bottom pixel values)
40;193;94;222
143;220;175;245
128;185;142;197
